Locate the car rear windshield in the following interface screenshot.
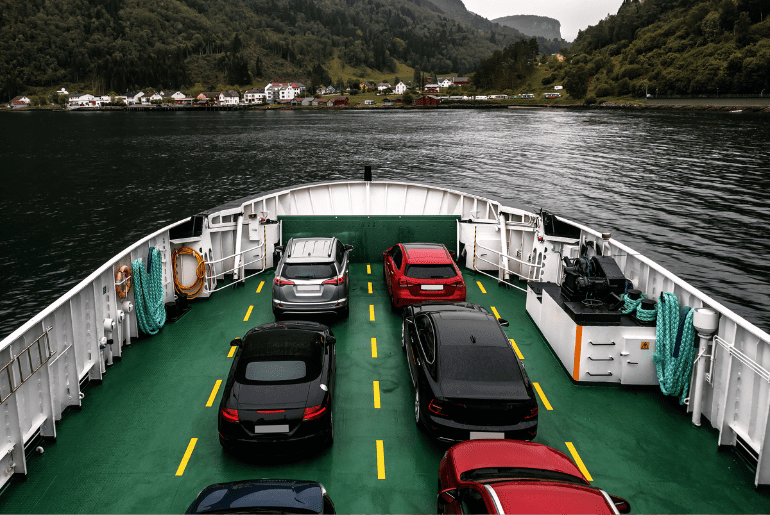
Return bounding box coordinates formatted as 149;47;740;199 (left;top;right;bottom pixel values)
440;346;521;382
460;467;586;485
404;264;456;279
237;331;323;384
282;263;336;280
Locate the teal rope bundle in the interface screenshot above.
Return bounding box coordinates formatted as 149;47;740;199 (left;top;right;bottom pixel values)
635;302;657;322
132;247;166;335
620;292;645;314
653;292;696;404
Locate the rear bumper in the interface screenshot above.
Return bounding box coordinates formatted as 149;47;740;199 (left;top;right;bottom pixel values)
425;414;537;442
395;289;466;308
273;297;349;315
219;427;332;455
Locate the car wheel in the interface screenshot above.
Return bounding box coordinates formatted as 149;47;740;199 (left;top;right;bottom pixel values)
340;305;349;319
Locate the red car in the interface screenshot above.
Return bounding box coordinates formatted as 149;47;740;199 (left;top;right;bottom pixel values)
383;243;466;309
437;440;630;514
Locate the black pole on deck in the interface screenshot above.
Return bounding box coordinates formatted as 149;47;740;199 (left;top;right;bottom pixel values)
364;166;372;182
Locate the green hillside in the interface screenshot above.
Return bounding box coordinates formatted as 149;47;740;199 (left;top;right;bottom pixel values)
553;0;770;100
0;0;564;100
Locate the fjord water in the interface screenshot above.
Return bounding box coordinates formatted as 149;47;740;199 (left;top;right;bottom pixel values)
1;109;769;339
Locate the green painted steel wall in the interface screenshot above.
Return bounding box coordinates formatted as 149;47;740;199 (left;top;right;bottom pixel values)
278;215;460;262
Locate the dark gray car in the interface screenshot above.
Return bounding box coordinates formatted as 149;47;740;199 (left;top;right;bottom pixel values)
272;237;352;318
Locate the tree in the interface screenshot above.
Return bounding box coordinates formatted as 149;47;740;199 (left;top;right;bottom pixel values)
735;12;752;46
564;64;589;99
231;34;243;55
402;90;413;105
413;66;422;89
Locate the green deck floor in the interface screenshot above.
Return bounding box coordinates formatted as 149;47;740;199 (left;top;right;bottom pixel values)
1;264;769;513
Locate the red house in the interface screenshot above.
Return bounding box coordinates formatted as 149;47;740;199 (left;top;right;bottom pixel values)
414;95;440;106
333;96;349;106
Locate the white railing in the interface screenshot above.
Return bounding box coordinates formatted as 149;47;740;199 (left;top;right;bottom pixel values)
472;242;542;293
205;243;267;294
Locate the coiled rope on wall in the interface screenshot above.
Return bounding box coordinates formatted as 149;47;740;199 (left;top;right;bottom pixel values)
653;291;696;404
132;247;167;335
171;246;206;299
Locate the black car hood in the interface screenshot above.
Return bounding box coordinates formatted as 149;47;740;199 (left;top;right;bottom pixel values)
187;479;324;514
233;382;311;409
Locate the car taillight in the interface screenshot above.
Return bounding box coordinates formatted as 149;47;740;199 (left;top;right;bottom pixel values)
274;277;295;286
303;404;327;421
524;405;539;420
220;408;239;423
428;398;448;417
450;279;464;287
303;396;329;421
322;276;344;285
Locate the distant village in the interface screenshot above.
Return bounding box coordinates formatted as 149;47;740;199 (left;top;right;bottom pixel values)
7;76;563;109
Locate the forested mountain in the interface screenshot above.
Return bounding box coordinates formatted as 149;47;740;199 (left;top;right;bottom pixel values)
492;15;562;41
0;0;563;99
554;0;769;99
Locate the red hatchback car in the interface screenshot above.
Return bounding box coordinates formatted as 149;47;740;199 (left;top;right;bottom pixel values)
437;440;630;515
383;243;466;309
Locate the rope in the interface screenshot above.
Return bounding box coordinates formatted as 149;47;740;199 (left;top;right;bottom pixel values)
635;302;657;322
172;246;206;299
653;292;696;404
620;292;645;314
132;247;166;335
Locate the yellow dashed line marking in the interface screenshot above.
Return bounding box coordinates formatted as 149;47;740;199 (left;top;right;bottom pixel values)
370;305;375;322
367;264;371;274
206;380;222;407
228;346;237;358
476;281;487;293
244;305;253;322
490;306;501;320
371;337;378;358
510;338;524;359
373;381;381;408
565;442;593;482
256;281;264;293
376;440;386;479
368;282;373;294
175;438;198;476
533;382;553;410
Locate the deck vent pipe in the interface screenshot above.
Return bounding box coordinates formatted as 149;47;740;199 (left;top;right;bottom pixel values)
691;308;720;426
364;166;372;182
122;301;133;346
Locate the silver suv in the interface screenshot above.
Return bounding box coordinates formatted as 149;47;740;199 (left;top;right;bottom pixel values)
272;237;353;318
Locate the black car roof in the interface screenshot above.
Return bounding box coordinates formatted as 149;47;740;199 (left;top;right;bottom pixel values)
430;311;508;348
186;479;324;514
412;302;488;315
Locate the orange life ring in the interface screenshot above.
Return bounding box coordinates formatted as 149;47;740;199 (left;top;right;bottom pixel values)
116;265;132;299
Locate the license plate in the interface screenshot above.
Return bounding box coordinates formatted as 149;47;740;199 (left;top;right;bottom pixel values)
470;431;505;440
420;284;444;291
297;285;320;292
254;425;290;433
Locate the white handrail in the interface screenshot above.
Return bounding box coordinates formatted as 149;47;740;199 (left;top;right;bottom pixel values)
475;243;544;270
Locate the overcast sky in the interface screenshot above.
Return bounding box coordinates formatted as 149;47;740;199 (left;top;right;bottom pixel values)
462;0;625;41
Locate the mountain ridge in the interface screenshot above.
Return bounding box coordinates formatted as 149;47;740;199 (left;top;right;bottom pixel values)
492;15;563;41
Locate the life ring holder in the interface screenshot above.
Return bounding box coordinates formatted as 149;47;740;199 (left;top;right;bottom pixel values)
116;265;133;299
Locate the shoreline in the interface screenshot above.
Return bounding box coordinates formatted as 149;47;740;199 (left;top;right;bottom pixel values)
3;101;769;113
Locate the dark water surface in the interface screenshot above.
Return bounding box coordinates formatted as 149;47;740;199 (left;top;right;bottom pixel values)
1;109;769;338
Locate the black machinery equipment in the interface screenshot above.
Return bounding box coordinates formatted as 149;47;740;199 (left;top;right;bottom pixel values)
562;255;628;303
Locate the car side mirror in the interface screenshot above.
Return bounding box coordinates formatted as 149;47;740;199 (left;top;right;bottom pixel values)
344;244;354;252
382;251;388;257
437;488;458;505
610;495;631;514
230;337;241;347
498;318;510;327
327;335;336;344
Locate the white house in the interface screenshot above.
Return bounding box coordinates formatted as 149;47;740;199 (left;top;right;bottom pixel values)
221;90;240;105
10;96;31;108
553;85;563;90
377;82;391;92
424;84;440;93
171;91;186;100
56;88;69;95
114;95;128;105
67;93;98;108
243;88;267;104
394;81;409;95
265;82;305;100
438;78;453;88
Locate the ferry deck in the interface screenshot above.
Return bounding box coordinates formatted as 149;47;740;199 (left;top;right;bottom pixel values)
1;264;768;513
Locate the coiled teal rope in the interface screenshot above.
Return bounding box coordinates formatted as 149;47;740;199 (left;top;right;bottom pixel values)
620;292;645;314
635;302;657;322
653;292;696;404
132;247;166;335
